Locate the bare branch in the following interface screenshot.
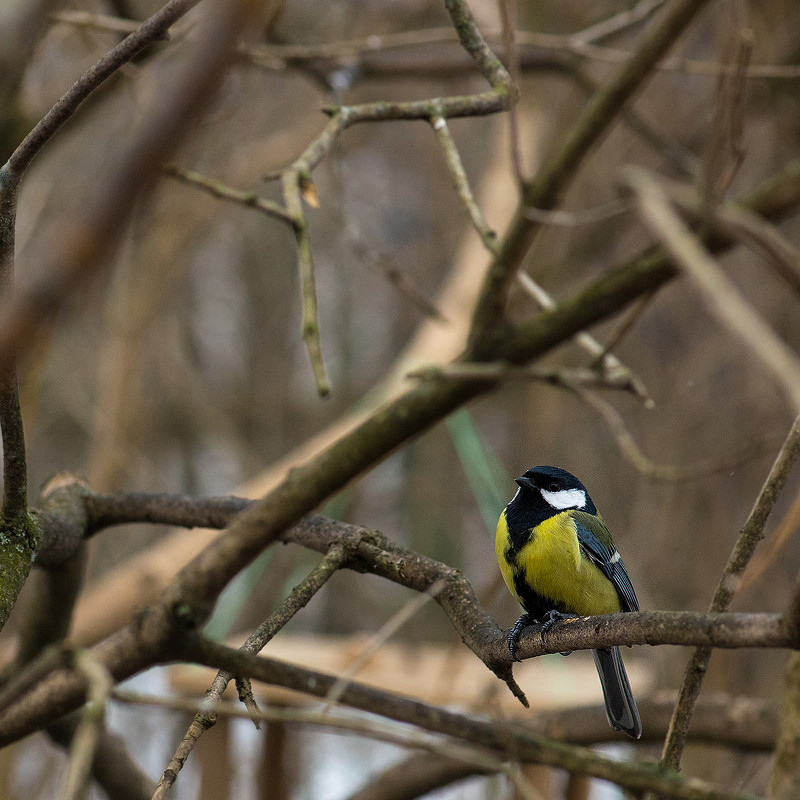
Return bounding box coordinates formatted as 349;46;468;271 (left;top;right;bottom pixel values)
657;179;800;298
522;200;632;227
126;689;532;794
0;0;254;380
344;693;776;800
573;383;781;482
574;0;668;43
468;0;713;350
443;0;512;95
282;168;331;397
517;272;652;405
430;115;499;254
153;542;351;799
182;636;756;800
51;12;800;81
163;163;296;226
702;2;751;200
58;651;113;800
322;579;446;710
49;10;143;36
624;166;800;410
47;713;153;800
5;154;800;755
6;0;201;183
661;412;800;770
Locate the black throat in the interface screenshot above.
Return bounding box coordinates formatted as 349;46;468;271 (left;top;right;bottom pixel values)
504;490;554;553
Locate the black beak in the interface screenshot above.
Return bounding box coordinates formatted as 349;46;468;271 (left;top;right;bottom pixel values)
515;476;536;492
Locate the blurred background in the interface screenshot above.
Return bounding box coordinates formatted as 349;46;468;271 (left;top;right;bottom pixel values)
1;0;800;797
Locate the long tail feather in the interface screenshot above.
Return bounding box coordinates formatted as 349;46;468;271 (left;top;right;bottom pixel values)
591;647;641;739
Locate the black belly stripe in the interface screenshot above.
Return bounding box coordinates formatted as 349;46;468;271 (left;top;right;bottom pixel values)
508;558;567;622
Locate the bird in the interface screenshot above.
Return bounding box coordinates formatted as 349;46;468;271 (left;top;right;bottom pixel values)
495;465;641;739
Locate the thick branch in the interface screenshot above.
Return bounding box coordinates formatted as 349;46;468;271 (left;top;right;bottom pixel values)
347;692;777;800
8;505;798;751
624;167;800;409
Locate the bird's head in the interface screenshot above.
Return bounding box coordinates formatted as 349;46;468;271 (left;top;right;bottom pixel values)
513;465;597;515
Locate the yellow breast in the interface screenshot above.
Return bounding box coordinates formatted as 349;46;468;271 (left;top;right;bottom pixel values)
496;511;621;617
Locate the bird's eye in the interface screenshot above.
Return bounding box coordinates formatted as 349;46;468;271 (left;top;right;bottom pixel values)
547;481;560;492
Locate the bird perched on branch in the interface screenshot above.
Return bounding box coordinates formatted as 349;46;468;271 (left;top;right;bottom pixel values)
495;465;641;739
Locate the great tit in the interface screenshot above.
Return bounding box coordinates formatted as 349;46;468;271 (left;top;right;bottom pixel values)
495;465;641;739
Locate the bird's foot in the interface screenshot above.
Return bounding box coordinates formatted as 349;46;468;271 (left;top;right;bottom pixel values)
507;613;532;662
541;610;578;655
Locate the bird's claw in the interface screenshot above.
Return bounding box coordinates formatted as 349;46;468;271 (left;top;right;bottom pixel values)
540;609;577;655
507;613;532;662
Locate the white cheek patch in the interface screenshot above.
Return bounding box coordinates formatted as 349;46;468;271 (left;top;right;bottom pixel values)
540;487;586;510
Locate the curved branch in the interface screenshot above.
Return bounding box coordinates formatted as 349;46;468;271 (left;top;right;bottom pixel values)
37;496;800;653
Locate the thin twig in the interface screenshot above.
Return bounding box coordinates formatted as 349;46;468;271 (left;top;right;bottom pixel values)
281;169;330;397
253;0;512;396
660;412;800;770
574;0;667;43
163;164;295;226
7;0;201;182
321;579;446;710
468;0;713;351
498;0;525;185
443;0;512;93
58;651;113;800
152;543;350;800
517;272;651;404
0;0;250;386
120;688;526;777
573;383;780;482
430;114;499;254
702;3;752;200
51;12;800;81
522;200;632;227
739;487;800;593
624;166;800;410
662;181;800;297
407;362;643;395
325;141;448;322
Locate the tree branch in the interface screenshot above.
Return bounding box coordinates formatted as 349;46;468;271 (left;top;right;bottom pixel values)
661;412;800;770
0;0;252;379
178;636;756;800
152;542;351;799
624;166;800;410
468;0;713;350
5;0;201;184
6;148;800;760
